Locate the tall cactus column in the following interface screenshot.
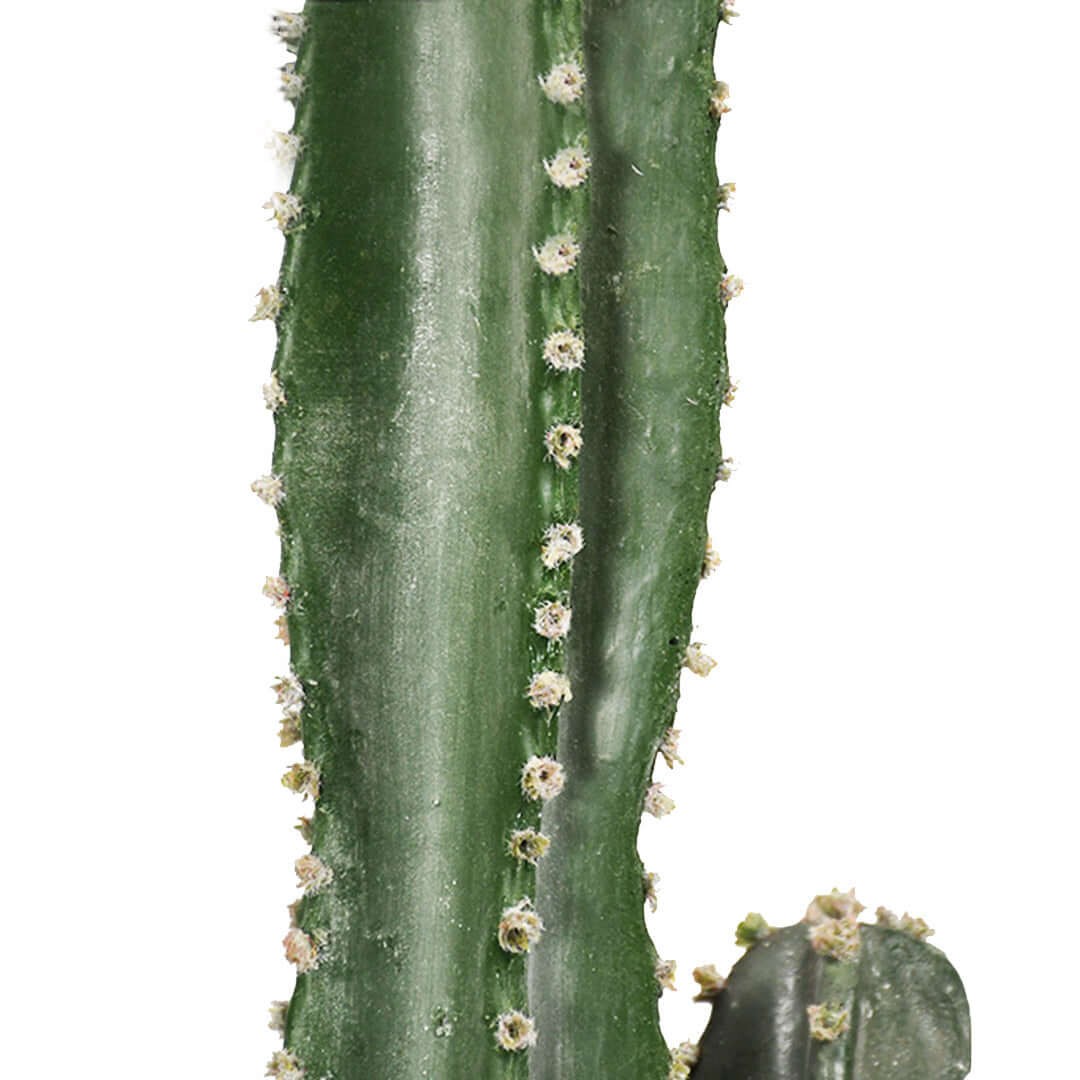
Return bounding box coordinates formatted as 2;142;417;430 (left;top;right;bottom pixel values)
532;1;734;1077
254;4;581;1078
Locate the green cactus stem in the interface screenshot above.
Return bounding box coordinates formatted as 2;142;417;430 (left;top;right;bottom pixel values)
258;2;731;1077
688;896;971;1080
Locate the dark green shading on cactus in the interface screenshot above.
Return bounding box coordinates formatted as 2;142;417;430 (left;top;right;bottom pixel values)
689;915;971;1080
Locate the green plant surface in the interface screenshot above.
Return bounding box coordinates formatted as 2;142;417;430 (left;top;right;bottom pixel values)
257;3;732;1078
688;901;971;1080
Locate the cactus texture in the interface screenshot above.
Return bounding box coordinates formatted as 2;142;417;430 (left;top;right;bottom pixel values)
256;5;966;1080
689;897;971;1080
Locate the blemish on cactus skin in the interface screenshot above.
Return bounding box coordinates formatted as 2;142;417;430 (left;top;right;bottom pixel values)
541;522;584;569
702;537;722;578
521;756;566;801
282;927;321;973
275;615;291;645
497;897;545;954
508;828;551;865
692;964;727;1000
807;1002;851;1042
268;1000;288;1034
527;670;572;708
735;912;774;948
539;58;585;106
494;1010;538;1052
644;782;675;818
669;1041;700;1080
533;233;581;276
267;131;304;166
544;423;583;470
272;673;304;708
263;372;287;412
282;761;320;801
876;905;935;940
263;575;291;608
709;81;732;121
269;11;306;48
544;145;591;189
684;643;717;677
655;957;677;991
295;853;333;895
533;600;572;641
659;727;683;768
719;274;744;304
643;871;660;912
264;192;303;232
251;286;282;322
542;328;585;372
717;181;736;211
279;63;304;102
265;1048;305;1079
252;473;285;507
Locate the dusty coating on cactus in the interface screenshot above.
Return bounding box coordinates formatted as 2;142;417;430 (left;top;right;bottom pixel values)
265;1048;305;1079
497;897;545;954
521;756;565;801
806;1001;852;1042
533;233;581;276
659;727;683;768
533;600;572;641
876;905;935;939
282;927;320;973
527;669;573;709
268;131;304;166
295;853;333;895
644;782;675;818
683;642;717;676
542;328;585;372
692;964;727;1000
734;911;774;948
251;285;282;322
654;958;677;991
263;575;290;608
541;521;584;568
252;473;284;507
544;145;591;189
263;372;287;411
539;58;585;106
544;422;584;469
508;828;551;865
495;1010;538;1052
264;192;303;232
281;761;320;801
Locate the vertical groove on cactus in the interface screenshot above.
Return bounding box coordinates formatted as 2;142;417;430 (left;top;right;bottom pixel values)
531;2;731;1077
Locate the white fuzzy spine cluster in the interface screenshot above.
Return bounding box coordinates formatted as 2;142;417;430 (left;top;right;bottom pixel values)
538;58;585;106
252;474;285;507
264;192;303;231
684;643;717;676
251;285;282;322
521;756;566;802
544;145;591;189
644;782;675;818
497;897;545;954
540;522;584;569
533;233;581;276
542;329;585;372
263;372;287;412
527;670;573;709
494;1011;538;1052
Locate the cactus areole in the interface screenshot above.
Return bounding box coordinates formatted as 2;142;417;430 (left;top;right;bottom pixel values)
254;4;968;1079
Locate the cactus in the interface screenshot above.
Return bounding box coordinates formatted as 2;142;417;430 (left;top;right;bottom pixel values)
254;5;967;1079
688;893;971;1080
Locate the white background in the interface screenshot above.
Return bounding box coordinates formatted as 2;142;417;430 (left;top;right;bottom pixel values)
2;2;1077;1077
